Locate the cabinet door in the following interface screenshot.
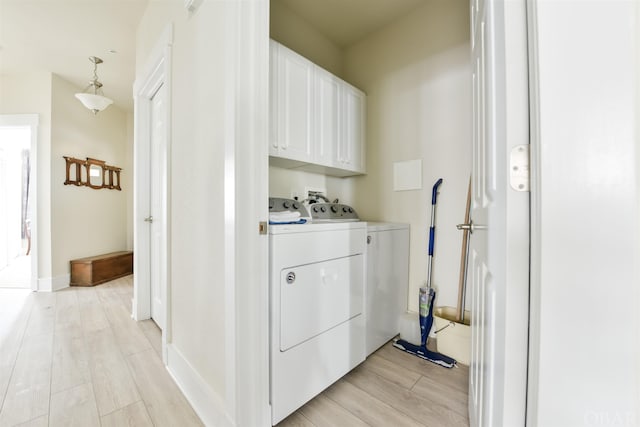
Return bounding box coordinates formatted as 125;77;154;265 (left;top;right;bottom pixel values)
269;40;279;157
340;85;366;173
314;68;340;167
275;45;314;162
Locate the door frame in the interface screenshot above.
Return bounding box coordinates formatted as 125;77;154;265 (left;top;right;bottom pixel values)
133;24;173;362
0;114;39;291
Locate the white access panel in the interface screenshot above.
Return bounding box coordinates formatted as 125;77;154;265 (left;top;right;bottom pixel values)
365;223;410;356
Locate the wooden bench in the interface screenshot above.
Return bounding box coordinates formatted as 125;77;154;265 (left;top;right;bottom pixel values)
70;251;133;287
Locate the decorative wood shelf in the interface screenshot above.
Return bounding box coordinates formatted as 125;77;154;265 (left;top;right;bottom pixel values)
63;156;122;190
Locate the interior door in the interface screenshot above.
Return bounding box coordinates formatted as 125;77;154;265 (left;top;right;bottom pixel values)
149;82;166;329
468;0;530;426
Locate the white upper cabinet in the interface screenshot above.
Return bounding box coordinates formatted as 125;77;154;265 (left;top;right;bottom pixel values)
314;67;340;167
270;40;314;163
339;84;366;173
269;40;366;176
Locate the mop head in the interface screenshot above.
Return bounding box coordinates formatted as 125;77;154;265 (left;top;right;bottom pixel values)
393;338;456;369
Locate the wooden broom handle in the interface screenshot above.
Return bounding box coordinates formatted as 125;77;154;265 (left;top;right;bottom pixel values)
456;177;472;322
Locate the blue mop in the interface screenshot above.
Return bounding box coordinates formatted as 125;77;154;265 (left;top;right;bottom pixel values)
393;178;456;368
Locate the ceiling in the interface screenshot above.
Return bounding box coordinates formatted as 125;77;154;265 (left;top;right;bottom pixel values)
0;0;426;113
0;0;149;112
274;0;428;48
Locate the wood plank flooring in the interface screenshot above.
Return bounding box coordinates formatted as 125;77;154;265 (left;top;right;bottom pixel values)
0;276;202;427
0;276;469;427
277;343;470;427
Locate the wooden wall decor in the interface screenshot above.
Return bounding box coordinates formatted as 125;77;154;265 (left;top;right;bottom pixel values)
63;156;122;190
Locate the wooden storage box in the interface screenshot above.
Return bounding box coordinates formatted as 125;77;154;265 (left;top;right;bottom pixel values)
70;251;133;286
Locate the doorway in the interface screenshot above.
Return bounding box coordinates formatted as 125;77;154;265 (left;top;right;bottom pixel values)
133;25;172;361
0;115;38;290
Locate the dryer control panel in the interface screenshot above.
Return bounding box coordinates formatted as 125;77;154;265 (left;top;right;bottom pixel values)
269;197;310;218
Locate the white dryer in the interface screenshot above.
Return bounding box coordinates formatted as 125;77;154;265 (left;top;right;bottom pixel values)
365;222;410;356
269;199;366;425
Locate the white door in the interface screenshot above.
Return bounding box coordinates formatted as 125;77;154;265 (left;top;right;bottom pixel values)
468;0;530;426
149;82;166;329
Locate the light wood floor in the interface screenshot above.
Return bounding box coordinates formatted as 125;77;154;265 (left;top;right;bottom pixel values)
277;342;470;427
0;276;469;427
0;275;202;427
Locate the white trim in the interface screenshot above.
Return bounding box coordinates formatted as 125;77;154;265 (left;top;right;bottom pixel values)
227;1;271;425
133;23;173;364
526;1;541;425
166;344;233;427
37;274;69;292
37;277;52;292
52;274;70;291
0;114;39;292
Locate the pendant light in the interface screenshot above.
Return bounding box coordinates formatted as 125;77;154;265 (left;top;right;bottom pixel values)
75;56;113;115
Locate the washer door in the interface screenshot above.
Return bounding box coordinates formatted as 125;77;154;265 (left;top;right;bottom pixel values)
280;254;364;352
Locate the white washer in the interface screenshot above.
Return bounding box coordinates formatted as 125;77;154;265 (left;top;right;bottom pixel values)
365;222;410;356
269;221;366;425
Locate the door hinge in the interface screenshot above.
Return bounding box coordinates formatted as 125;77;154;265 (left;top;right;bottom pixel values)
509;145;530;192
259;221;268;235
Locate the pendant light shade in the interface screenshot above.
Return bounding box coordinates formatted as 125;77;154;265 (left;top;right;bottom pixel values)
75;56;113;115
75;93;113;114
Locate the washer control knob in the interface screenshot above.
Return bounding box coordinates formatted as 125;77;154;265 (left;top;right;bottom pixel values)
342;207;348;213
312;206;319;213
292;202;299;210
269;200;274;209
348;207;354;213
320;206;327;213
283;201;291;209
330;205;338;213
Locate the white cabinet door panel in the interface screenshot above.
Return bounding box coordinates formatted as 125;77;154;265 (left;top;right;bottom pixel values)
275;44;313;162
314;68;340;167
341;85;366;173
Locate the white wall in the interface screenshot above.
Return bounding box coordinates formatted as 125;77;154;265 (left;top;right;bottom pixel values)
269;167;357;206
344;0;471;313
50;74;129;281
135;1;271;425
0;72;132;289
529;1;640;425
136;1;229;419
270;0;345;79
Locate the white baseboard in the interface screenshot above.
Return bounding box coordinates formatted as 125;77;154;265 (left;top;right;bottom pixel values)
53;274;70;291
38;274;70;292
166;344;234;427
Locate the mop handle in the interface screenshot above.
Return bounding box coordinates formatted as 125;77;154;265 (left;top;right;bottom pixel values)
428;179;443;256
431;178;443;205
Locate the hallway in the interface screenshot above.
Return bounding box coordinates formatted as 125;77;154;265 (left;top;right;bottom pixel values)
0;276;202;426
